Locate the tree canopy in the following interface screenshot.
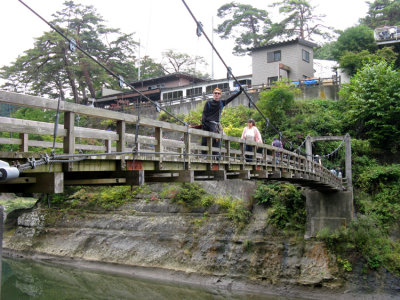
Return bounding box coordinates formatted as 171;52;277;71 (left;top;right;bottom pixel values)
215;2;272;55
338;47;398;76
331;25;377;60
339;60;400;151
161;50;208;78
269;0;334;41
1;1;138;103
361;0;400;28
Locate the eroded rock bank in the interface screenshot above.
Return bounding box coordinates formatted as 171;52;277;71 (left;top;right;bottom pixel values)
3;180;399;298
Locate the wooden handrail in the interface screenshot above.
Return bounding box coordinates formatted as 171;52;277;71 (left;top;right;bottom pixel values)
0;91;344;190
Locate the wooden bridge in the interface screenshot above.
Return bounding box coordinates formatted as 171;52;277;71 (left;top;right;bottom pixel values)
0;90;347;194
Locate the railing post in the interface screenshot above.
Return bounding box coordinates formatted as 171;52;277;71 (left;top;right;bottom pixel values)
19;133;28;152
207;134;212;161
253;144;257;166
240;141;245;170
272;149;277;170
105;139;112;153
184;130;191;170
225;140;230;166
63;111;75;171
263;146;268;168
116;120;126;170
155;127;163;170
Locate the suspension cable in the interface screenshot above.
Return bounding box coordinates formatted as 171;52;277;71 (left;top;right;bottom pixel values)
320;139;345;159
18;0;186;126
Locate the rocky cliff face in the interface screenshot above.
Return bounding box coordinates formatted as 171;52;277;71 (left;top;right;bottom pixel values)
4;180;345;292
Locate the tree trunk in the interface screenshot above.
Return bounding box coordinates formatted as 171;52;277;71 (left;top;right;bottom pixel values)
55;78;65;101
78;79;88;104
63;50;79;103
81;62;96;99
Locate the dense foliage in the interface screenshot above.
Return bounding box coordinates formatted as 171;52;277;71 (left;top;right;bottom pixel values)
331;25;377;61
269;0;334;41
50;186;146;210
361;0;400;28
215;2;272;55
338;47;398;76
254;182;305;231
1;1;139;103
255;80;299;133
357;164;400;228
339;61;400;151
318;215;400;274
216;0;334;55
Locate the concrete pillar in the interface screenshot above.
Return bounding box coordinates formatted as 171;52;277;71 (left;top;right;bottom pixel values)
305;135;312;160
304;189;354;239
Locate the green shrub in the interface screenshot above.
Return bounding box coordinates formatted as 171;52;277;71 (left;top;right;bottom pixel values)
356;164;400;227
215;196;251;228
0;197;37;213
92;186;133;210
317;215;400;273
167;183;206;207
57;186;143;210
254;182;305;231
161;183;251;227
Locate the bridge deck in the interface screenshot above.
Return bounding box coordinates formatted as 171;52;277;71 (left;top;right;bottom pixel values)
0;91;345;193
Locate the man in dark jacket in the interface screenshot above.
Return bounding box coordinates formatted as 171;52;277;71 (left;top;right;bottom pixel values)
201;87;243;158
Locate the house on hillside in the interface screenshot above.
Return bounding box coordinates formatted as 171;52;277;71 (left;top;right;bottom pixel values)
250;38;318;86
95;72;252;110
96;72;206;109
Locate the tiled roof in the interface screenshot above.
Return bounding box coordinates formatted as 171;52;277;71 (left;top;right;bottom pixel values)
249;38;318;52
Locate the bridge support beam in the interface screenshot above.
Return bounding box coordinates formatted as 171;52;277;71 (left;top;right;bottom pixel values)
0;172;64;193
304;189;354;239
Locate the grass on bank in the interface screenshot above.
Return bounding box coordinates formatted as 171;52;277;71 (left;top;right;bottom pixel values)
0;197;37;214
160;183;251;228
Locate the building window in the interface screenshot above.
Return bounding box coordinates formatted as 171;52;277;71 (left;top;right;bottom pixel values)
267;50;281;63
205;83;229;94
302;49;310;63
186;87;202;97
268;76;278;85
236;79;252;87
162;90;183;101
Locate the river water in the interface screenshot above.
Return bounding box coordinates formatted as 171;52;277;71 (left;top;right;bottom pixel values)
1;257;306;300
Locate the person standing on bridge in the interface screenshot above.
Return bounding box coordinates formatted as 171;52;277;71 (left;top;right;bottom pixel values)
201;87;243;158
241;119;262;162
272;137;283;164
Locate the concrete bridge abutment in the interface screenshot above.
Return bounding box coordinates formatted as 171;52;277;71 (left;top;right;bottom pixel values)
304;189;354;239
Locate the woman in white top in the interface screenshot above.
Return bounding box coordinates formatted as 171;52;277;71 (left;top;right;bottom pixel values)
241;119;262;162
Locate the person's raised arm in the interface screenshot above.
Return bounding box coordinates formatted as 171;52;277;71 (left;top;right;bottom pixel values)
223;87;243;106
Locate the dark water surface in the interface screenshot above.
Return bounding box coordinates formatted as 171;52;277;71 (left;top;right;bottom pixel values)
1;257;304;300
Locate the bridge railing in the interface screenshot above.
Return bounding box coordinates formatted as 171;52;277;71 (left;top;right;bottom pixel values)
0;91;343;189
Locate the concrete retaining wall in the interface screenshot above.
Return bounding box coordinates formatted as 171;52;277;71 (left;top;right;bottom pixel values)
304;189;354;239
136;85;340;121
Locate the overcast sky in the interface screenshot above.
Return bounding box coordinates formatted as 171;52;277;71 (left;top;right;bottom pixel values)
1;0;370;79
